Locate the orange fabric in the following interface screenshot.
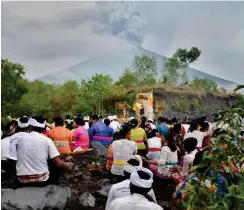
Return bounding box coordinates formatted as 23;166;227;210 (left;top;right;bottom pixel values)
106;144;113;171
48;126;72;154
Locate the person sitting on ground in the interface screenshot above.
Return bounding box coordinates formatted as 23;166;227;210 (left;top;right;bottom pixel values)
48;117;72;154
108;168;163;210
106;156;156;210
88;115;113;148
110;125;137;176
130;119;147;156
71;117;90;151
184;120;204;150
174;137;198;180
104;119;115;139
2;117;31;180
157;117;169;137
9;116;73;187
146;134;178;179
146;129;162;161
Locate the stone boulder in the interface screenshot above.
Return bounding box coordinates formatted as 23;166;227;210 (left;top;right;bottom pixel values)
1;185;71;210
96;179;112;197
79;192;96;207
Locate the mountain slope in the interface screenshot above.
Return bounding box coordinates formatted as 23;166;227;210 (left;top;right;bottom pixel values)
37;46;237;89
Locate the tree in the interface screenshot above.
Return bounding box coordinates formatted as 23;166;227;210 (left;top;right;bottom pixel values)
1;59;28;114
190;77;218;93
115;68;138;88
132;55;157;85
162;47;201;86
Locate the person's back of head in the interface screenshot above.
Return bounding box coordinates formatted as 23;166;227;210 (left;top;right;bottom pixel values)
119;125;131;139
189;120;198;132
16;116;30;132
130;168;153;198
172;117;178;124
166;134;177;152
91;115;99;122
201;122;210;132
158;116;166;124
30;116;46;133
74;117;85;126
147;129;158;139
140;116;147;129
172;123;182;135
184;137;197;153
99;115;103;120
130;119;138;128
124;158;141;179
54;117;64;127
104;118;111;126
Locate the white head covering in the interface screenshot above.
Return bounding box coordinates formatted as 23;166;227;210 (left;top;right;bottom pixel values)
113;115;118;120
130;168;153;188
29;118;46;128
83;116;90;121
17;117;30;128
124;155;143;173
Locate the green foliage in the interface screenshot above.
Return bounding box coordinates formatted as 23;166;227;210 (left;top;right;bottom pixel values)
172;98;202;112
115;68;138;88
190;77;218;93
183;89;244;209
162;47;201;86
132;55;157;85
181;70;190;85
1;59;28;114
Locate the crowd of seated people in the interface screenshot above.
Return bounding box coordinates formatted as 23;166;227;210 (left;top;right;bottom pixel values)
1;114;243;210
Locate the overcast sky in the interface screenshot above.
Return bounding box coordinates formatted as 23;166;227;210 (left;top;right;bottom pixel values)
2;1;244;83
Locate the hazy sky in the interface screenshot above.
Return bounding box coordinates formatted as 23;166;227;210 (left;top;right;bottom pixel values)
2;1;244;83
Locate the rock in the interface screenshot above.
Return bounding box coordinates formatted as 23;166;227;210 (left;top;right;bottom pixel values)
1;185;71;210
64;156;74;162
96;179;112;197
82;172;92;181
79;192;96;207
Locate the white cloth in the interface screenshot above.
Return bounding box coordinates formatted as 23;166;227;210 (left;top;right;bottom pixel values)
17;118;30;128
157;146;178;176
1;137;11;160
147;137;162;161
105;179;157;210
29;118;46;128
111;139;137;176
130;168;153;189
124;155;143;173
110;120;121;132
182;124;190;133
108;193;163;210
9;131;60;176
83;122;89;130
184;130;205;148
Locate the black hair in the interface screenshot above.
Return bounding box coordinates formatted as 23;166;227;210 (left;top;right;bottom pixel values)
54;117;64;126
16;117;30;132
189;120;198;132
74;117;85;126
171;123;182;135
184;137;198;153
193;150;210;174
172;117;178;124
140;116;147;129
147;129;158;139
124;158;140;179
65;115;71;120
120;125;131;138
200;122;210;132
158;116;166;123
130;119;138;128
31;116;45;133
92;115;99;121
167;134;177;152
104;119;111;126
130;171;153;201
99;115;103;120
113;131;122;141
167;119;172;125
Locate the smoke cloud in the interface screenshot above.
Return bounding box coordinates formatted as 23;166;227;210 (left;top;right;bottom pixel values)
109;1;146;44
